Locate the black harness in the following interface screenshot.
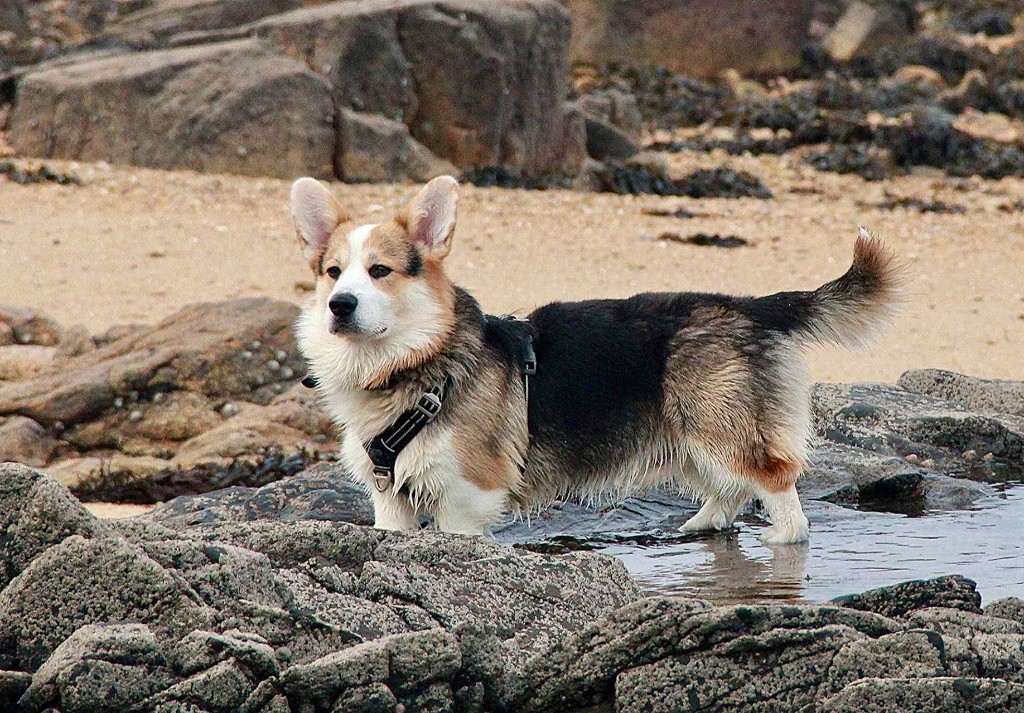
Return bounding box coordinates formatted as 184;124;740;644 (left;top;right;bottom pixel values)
303;316;535;493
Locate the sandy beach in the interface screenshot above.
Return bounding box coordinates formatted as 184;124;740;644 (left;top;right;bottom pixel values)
1;154;1021;384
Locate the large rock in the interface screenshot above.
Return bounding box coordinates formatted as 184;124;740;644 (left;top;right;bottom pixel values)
899;368;1024;417
108;0;301;47
9;39;335;179
0;298;302;427
337;108;458;183
812;381;1024;477
561;0;814;78
819;677;1024;712
257;0;585;176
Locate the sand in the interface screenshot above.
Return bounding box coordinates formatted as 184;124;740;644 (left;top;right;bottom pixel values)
0;153;1021;384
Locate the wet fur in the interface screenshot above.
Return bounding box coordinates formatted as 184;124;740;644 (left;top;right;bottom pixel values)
292;177;902;544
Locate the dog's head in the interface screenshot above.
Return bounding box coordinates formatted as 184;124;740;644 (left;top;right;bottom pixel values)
290;176;459;365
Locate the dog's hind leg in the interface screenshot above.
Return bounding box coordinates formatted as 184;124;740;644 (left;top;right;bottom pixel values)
756;485;809;545
677;460;751;534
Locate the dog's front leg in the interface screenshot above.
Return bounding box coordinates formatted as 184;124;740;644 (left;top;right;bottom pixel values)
370;489;419;531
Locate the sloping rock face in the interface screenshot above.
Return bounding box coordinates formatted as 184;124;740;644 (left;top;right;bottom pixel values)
7;0;585;181
0;298;336;492
9;39;336;180
0;464;640;712
2;466;1023;712
256;0;585;177
560;0;815;78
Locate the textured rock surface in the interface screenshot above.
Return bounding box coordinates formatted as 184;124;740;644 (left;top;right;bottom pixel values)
10;40;336;179
561;0;814;78
3;469;1024;711
0;299;335;490
337;109;458;183
257;0;585;177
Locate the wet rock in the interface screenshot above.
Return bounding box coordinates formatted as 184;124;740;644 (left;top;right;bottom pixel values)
678;166;774;199
0;415;59;466
819;676;1024;712
10;40;336;179
144;466;373;528
832;574;983;618
561;0;813;78
812;381;1024;479
0;298;301;426
899;368;1024;417
800;441;927;505
337;109;458;183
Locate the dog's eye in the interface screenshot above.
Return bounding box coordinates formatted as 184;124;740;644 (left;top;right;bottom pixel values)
368;264;393;279
325;266;341;280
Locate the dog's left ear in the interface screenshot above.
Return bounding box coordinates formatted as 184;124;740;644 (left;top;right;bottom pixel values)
290;177;347;270
402;176;458;260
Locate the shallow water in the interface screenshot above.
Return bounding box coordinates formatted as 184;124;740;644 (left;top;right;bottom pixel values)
496;487;1024;605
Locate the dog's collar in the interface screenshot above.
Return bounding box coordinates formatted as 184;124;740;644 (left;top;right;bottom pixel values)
363;375;453;493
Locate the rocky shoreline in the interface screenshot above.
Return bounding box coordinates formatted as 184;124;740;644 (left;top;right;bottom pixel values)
0;463;1022;712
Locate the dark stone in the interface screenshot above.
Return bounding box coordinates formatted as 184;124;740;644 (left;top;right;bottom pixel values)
832;574;982;618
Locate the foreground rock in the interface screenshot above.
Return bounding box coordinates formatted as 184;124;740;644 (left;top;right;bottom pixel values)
2;466;1023;712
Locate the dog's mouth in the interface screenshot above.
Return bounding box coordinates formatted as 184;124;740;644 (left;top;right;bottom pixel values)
329;321;388;338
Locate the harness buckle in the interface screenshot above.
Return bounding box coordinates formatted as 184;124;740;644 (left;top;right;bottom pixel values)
372;465;394;492
415;392;443;419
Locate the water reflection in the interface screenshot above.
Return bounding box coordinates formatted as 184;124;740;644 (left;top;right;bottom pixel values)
499;490;1024;605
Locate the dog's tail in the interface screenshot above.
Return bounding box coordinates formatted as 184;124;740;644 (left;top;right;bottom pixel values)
754;229;904;348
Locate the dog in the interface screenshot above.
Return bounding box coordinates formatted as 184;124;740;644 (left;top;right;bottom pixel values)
291;175;901;544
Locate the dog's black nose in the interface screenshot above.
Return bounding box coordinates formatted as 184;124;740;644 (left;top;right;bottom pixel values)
329;293;358;318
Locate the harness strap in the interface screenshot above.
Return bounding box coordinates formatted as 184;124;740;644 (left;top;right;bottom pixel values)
364;377;451;492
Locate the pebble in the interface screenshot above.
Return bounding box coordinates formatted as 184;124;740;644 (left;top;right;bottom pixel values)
905;453;919;463
114;397;124;409
962;449;977;460
240;350;253;360
153;392;166;404
280;366;295;379
129;390;139;401
983;452;996;462
127;409;143;423
275;350;288;361
267;359;281;371
221;403;239;418
254;375;266;386
249;340;262;350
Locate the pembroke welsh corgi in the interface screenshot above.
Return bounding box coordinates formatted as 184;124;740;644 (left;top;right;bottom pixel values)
292;176;901;544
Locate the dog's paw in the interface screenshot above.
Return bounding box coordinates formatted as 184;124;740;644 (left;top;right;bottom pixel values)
679;512;731;534
758;520;809;545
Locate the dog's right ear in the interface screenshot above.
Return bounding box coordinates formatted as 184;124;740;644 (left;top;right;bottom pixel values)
290;178;346;269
